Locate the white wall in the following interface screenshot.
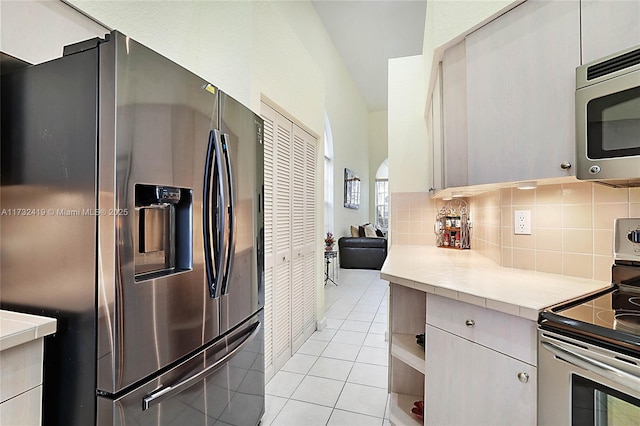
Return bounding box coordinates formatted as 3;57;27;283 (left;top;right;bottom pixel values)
368;110;388;218
270;2;370;238
388;55;429;194
0;0;108;63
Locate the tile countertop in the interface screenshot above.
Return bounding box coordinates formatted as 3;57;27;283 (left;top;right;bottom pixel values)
0;310;56;352
380;245;611;321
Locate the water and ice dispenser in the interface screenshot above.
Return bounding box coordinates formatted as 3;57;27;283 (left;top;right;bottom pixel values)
135;184;192;280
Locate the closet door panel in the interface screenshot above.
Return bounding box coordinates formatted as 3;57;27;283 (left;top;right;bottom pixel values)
260;103;276;378
302;129;318;336
273;111;293;370
291;129;307;351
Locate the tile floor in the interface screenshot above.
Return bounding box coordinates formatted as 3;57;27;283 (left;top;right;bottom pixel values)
263;269;391;426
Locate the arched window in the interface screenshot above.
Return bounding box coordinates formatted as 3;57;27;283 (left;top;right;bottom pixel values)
375;159;389;234
324;112;334;234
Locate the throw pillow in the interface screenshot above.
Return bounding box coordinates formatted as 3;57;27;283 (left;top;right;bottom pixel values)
358;225;365;237
350;225;359;237
375;228;384;237
364;223;377;238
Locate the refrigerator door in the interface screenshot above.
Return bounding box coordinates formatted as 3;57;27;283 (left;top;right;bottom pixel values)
97;312;265;426
1;44;100;426
218;92;265;335
97;31;221;393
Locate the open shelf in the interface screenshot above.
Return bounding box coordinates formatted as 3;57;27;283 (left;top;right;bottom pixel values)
389;392;423;426
389;283;425;426
391;333;425;374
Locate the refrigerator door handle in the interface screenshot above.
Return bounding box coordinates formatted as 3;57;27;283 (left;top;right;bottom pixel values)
220;133;236;296
142;320;261;411
203;129;226;299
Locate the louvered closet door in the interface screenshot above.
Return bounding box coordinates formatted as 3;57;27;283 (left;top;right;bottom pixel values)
260;102;318;377
260;103;276;378
273;111;293;371
302;130;318;335
290;126;308;352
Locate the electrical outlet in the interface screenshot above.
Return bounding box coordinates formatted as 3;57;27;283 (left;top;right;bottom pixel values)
514;210;531;235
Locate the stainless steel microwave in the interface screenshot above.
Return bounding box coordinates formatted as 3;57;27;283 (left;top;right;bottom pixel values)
576;44;640;186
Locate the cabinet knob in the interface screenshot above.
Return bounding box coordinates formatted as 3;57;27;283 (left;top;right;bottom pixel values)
560;161;572;170
465;319;475;327
517;372;529;383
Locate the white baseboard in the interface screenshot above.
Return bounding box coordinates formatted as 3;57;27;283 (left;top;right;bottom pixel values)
316;317;327;331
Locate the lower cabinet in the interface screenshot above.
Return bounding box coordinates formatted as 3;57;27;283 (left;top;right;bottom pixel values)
425;325;537;425
388;284;538;426
0;339;45;426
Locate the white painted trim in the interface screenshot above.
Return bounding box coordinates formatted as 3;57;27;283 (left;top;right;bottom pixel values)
316;316;327;331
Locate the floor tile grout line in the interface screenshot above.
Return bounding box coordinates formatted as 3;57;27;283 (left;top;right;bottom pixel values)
266;269;391;426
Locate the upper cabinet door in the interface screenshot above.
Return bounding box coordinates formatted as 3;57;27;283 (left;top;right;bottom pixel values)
430;63;444;191
465;0;580;185
581;0;640;64
442;40;468;188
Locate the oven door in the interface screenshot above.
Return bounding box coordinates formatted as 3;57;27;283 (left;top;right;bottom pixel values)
538;330;640;426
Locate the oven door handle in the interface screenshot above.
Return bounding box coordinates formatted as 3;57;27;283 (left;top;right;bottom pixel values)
541;341;639;391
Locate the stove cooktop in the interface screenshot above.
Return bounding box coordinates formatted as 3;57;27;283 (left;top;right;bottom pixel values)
540;284;640;357
539;218;640;358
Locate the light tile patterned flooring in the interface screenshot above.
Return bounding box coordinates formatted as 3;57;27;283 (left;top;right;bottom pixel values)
263;269;391;426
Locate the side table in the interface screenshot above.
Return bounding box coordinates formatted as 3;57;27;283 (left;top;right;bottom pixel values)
324;250;338;286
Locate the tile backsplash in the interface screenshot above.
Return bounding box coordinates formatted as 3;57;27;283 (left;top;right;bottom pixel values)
391;182;640;281
390;192;438;246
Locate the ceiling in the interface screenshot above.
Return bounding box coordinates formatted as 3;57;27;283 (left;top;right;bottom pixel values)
311;0;427;112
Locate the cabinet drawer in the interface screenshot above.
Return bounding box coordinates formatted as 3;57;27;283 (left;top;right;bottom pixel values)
426;294;536;365
0;339;44;403
0;386;42;426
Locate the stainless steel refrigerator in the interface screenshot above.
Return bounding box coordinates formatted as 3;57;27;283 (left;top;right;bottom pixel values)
0;31;265;426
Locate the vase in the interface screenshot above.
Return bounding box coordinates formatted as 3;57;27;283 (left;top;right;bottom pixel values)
325;245;333;251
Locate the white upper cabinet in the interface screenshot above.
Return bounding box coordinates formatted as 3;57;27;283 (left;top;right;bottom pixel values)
465;0;580;185
442;40;468;188
581;0;640;64
430;63;444;191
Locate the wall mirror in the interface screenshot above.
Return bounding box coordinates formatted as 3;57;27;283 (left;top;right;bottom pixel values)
344;168;360;209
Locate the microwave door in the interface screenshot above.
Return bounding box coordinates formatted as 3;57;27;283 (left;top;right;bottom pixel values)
586;86;640;158
576;69;640;181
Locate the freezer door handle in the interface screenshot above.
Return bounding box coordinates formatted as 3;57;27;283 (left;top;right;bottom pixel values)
220;133;236;296
142;320;260;411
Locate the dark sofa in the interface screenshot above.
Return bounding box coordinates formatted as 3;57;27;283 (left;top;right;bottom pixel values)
338;237;388;270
